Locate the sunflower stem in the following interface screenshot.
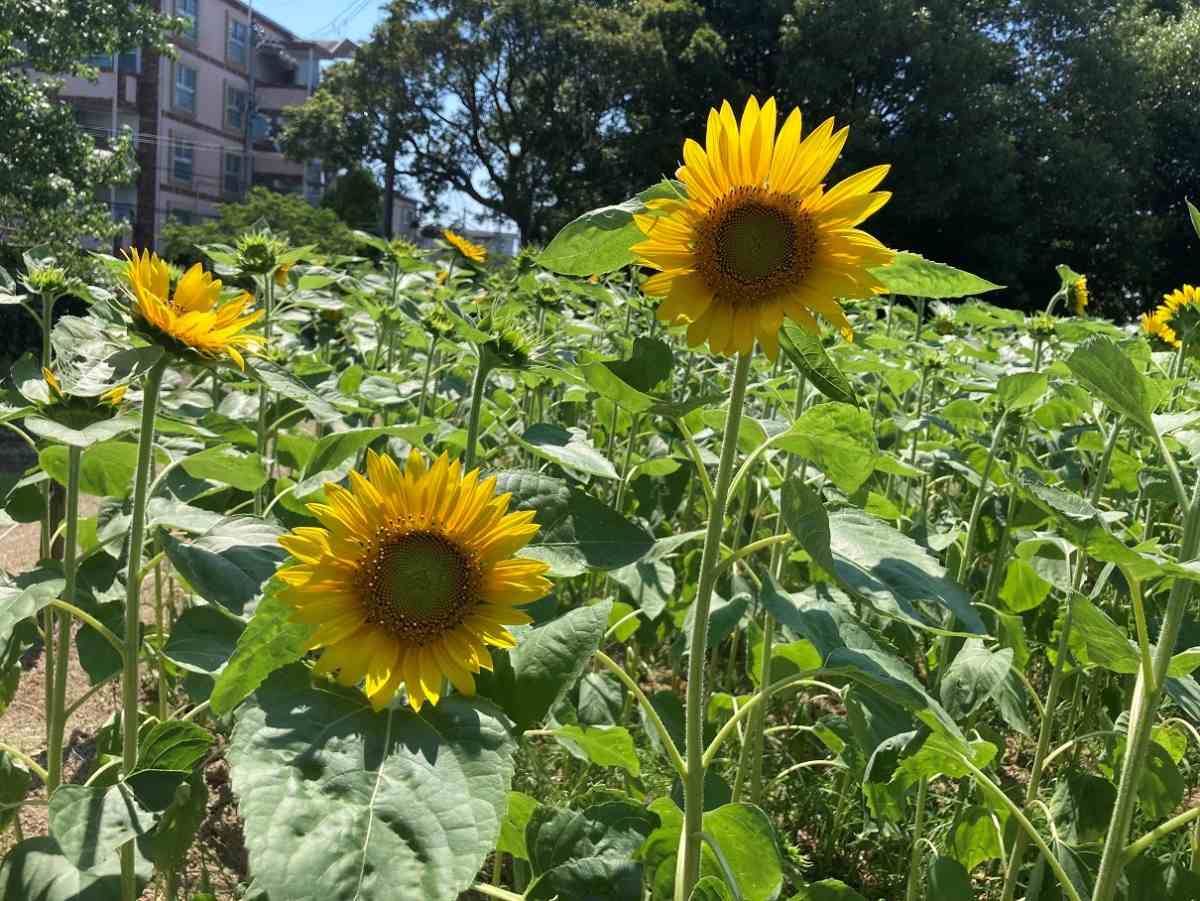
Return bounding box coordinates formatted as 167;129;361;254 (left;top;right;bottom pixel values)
255;275;275;515
676;350;753;901
45;445;80;794
465;350;495;471
119;355;168;901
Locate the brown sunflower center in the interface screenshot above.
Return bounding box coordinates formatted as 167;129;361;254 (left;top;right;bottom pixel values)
695;188;818;306
359;530;481;644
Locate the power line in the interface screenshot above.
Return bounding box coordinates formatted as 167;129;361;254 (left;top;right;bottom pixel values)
310;0;374;38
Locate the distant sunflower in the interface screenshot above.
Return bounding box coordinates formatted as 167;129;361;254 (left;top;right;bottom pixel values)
1142;284;1200;350
123;249;263;370
277;449;551;712
1071;276;1089;317
632;96;894;359
443;228;488;264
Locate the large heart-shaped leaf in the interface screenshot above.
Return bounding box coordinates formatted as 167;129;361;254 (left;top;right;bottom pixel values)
229;664;516;901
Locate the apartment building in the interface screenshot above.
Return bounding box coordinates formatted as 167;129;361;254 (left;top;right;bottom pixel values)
60;0;354;247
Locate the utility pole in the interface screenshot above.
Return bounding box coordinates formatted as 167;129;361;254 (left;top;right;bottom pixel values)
244;0;255;198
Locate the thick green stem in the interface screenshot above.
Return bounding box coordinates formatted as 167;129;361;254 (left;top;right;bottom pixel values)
464;352;494;472
45;446;81;794
416;335;437;421
119;356;168;901
905;779;930;901
1092;475;1200;901
675;351;753;901
255;276;275;515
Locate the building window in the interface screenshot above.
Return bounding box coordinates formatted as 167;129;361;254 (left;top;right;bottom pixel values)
176;0;197;41
224;84;248;132
172;140;194;183
223;152;244;195
169;208;194;226
174;64;197;113
228;19;249;66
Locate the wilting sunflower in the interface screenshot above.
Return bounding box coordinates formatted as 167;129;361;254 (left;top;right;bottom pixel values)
123;249;264;370
633;96;895;359
1070;276;1089;317
277;449;551;711
443;228;488;264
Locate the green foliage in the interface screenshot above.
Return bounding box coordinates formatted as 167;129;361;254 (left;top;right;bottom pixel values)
160;188;362;264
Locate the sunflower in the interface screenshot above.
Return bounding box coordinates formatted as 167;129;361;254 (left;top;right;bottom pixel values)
443;228;488;264
632;96;894;359
1070;276;1089;317
1142;284;1200;350
274;263;292;288
123;249;264;370
277;449;551;712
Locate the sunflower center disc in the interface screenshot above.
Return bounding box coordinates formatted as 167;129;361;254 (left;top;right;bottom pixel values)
362;532;478;641
718;204;794;282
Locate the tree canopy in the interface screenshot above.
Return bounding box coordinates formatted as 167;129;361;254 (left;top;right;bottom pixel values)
0;0;175;259
281;0;1200;313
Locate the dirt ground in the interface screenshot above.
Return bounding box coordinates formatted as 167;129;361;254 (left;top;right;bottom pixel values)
0;499;249;899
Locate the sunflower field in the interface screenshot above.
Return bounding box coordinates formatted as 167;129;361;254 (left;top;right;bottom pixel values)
3;96;1200;901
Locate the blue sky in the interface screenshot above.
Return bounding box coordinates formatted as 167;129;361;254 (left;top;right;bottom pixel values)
254;0;387;43
251;0;499;232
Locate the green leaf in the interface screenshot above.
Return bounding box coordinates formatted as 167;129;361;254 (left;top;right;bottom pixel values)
552;725;640;776
927;856;973;899
41;440;156;498
0;750;31;832
537;182;679;276
161;517;286;615
162;606;244;675
789;879;868;900
48;782;155;871
0;571;66;648
995;371;1048;411
24;415;137;449
499;473;653;576
643;802;783;901
1069;594;1139;674
300;426;415;479
147;771;208;871
826;510;985;634
1187;198;1200;243
773;403;879;494
525;800;659;876
245;358;339;424
1138;744;1185;819
869;252;1003;298
580;360;657;414
609;558;674;620
229;663;516;901
496;791;541;860
998;558;1052;612
691;876;735;900
1065;336;1156;432
209;586;313;716
947;805;1003;872
1050;774;1116;844
475;600;611;731
126;721;212;811
605;337;674;393
777;323;858;407
940;640;1014;720
526;858;644;901
780;481;835;576
179;444;267;492
0;835;151;900
521;424;618;480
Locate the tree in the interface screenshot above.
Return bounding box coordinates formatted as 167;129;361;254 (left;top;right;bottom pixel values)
279;4;428;239
322;166;385;233
0;0;175;263
160;188;362;264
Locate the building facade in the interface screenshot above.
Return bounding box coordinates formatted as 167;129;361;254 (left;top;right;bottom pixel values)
59;0;353;247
